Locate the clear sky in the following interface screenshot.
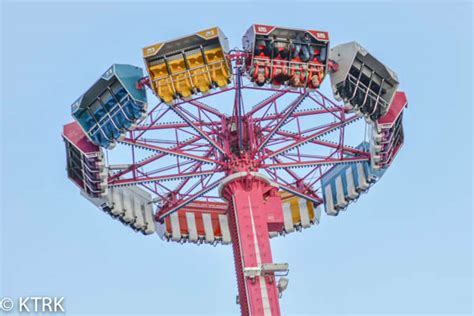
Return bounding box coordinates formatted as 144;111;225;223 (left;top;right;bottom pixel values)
1;1;472;315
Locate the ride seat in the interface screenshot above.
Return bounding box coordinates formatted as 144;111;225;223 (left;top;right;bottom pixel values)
169;57;193;99
204;47;230;88
149;63;175;104
281;195;319;232
186;51;212;93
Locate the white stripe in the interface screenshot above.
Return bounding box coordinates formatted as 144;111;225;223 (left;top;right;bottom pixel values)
282;202;294;232
132;198;145;229
298;199;310;228
121;192;134;223
110;189;123;216
218;214;231;244
324;185;337;215
345;167;359;199
232;195;251;314
143;202;155;234
202;213;215;242
247;197;272;316
170;212;181;241
269;231;278;238
335;176;348;208
356;163;369;190
186;212;198;241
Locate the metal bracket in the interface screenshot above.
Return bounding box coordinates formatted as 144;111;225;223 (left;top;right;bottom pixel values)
243;263;289;279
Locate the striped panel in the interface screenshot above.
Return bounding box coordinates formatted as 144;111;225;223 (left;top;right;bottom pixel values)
345;167;359;199
218;214;231;244
282;202;294;232
170;212;181;241
132;198;145;230
298;199;311;228
186;212;198;241
356;163;369;191
202;213;215;242
143;203;155;235
110;189;123;216
121;192;134;223
280;196;318;233
335;176;348;208
324;184;337;215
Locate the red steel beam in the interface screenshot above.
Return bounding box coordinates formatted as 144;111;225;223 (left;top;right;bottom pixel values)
109;136;204;181
109;169;222;187
260;115;360;161
262;157;369;170
120;139;218;165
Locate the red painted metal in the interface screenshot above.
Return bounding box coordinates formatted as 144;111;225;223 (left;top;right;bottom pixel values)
63;121;100;154
377;91;407;128
221;173;282;316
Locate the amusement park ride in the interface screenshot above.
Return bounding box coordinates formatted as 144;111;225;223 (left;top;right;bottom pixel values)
63;25;407;315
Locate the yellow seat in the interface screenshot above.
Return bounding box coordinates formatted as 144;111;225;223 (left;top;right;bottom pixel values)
204;48;230;88
157;77;175;104
169;58;193;99
149;63;174;104
187;53;212;94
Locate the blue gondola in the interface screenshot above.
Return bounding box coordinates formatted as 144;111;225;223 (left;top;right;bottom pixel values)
321;142;386;216
71;64;148;149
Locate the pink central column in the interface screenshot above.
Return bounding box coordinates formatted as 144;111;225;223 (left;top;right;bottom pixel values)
220;172;282;316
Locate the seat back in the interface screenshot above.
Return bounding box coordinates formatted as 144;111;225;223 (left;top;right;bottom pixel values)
71;64;147;148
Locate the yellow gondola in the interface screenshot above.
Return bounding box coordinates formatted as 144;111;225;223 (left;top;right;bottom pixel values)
143;27;231;103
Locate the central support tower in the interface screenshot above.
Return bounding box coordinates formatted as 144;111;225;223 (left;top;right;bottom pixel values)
220;172;285;316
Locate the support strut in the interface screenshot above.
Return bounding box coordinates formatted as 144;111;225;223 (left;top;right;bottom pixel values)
220;172;282;316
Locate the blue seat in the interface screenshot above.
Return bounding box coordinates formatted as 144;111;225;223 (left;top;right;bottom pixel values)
112;85;144;120
110;104;133;130
76;110;94;132
89;126;109;148
123;99;143;120
101;117;122;139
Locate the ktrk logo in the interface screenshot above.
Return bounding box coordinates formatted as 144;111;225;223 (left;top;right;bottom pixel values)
0;297;65;313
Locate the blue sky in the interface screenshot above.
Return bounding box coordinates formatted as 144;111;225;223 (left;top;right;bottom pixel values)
1;1;472;315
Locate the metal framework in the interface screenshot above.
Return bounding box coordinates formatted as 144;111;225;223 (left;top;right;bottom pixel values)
99;52;372;315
